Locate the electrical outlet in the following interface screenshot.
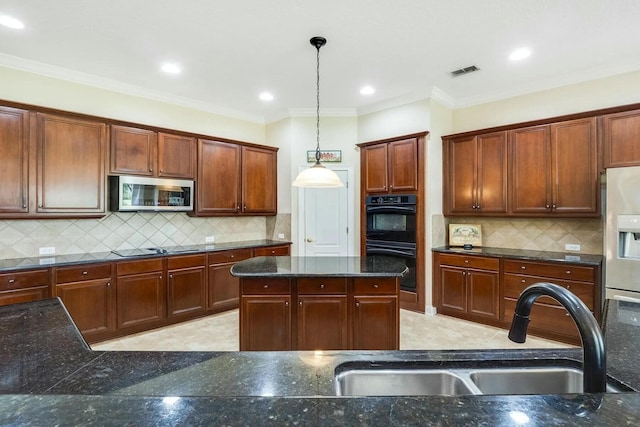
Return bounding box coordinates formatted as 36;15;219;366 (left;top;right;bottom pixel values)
39;247;55;255
565;244;581;251
205;236;215;243
278;233;285;239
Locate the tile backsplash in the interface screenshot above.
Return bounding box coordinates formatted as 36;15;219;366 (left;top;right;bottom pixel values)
0;213;292;259
443;217;603;254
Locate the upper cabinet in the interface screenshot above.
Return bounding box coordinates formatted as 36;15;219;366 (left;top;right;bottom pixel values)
443;131;507;215
509;117;598;216
362;137;418;194
195;139;277;216
0;106;29;214
110;125;195;179
601;109;640;168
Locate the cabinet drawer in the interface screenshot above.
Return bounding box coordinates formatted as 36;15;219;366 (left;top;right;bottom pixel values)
55;263;112;284
0;270;49;291
503;274;594;309
253;245;290;256
353;278;397;294
503;298;579;339
503;260;595;282
208;248;253;265
167;253;206;269
297;278;346;294
116;258;164;276
438;254;499;271
241;278;290;295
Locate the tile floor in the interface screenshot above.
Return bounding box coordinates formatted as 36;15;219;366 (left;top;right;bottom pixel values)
91;309;572;352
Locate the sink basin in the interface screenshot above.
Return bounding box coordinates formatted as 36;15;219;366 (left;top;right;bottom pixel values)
334;362;627;396
334;369;475;396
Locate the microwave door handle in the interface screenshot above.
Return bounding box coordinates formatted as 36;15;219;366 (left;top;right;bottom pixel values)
366;205;416;214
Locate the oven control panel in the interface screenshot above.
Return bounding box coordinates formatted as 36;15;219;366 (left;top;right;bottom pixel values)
366;195;416;205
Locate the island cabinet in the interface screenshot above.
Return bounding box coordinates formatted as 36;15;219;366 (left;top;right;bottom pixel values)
240;278;292;351
509;117;598;217
361;137;418;194
195;139;277;216
53;263;115;340
115;258;166;333
0;269;50;306
110;125;196;179
207;248;253;312
601;108;640;168
434;253;501;325
167;254;207;320
351;278;399;350
0;106;29;214
443;131;508;215
297;278;348;350
502;259;600;345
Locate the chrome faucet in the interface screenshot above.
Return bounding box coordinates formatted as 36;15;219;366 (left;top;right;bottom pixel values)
508;282;607;393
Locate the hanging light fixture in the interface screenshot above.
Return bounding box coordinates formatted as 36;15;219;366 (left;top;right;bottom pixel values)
292;36;344;188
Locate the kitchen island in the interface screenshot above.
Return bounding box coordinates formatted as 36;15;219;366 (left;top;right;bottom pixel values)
230;256;408;351
0;298;639;425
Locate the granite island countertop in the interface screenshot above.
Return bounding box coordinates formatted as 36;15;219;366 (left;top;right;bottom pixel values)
0;298;639;425
230;255;408;277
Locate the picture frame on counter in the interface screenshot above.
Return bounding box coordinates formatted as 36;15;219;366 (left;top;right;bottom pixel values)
307;150;342;162
449;224;482;247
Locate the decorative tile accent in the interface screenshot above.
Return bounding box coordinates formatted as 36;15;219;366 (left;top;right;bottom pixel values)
0;213;268;259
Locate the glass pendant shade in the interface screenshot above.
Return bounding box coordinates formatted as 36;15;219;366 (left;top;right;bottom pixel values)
292;36;344;188
292;161;343;187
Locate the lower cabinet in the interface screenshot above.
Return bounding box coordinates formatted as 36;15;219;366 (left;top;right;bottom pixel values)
435;253;500;324
240;276;399;351
167;254;207;319
54;263;115;340
116;259;166;332
0;269;50;306
208;248;253;312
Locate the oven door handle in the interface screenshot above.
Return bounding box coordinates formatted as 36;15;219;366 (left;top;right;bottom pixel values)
366;246;416;258
366;205;416;214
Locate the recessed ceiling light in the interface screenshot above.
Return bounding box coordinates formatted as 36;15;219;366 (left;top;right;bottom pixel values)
0;14;25;29
360;85;375;95
509;48;531;61
161;63;181;74
259;92;274;102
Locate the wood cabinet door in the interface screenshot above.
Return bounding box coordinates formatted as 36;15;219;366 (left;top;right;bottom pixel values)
467;269;500;320
550;117;598;214
208;262;239;311
445;135;477;214
110;125;156;176
240;295;291;350
362;144;388;193
196;139;241;214
509;125;551;214
0;287;49;306
167;266;206;318
297;295;348;350
602;109;640;168
158;133;196;179
438;266;467;314
36;113;106;214
352;295;398;350
0;106;29;213
56;279;114;336
116;272;165;330
241;146;277;214
477;131;508;214
388;138;417;192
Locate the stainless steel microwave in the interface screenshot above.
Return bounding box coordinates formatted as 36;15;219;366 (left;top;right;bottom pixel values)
109;176;194;212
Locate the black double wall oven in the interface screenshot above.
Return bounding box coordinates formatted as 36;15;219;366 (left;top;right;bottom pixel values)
365;194;417;292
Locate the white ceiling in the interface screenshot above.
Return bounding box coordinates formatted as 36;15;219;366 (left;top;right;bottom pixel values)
1;0;640;123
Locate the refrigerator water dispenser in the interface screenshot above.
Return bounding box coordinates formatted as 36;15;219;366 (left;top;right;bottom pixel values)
618;215;640;259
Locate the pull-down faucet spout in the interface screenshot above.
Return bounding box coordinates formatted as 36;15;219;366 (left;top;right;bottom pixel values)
508;282;607;393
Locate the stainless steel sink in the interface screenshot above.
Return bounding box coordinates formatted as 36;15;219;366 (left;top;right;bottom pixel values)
334;363;627;396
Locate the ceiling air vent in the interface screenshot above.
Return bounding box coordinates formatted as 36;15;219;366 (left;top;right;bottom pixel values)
450;65;480;77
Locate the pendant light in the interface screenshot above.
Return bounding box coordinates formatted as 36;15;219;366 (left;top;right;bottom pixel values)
292;36;344;188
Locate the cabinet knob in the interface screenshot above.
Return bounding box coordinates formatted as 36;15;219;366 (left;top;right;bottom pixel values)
565;270;571;275
107;282;111;287
299;300;303;306
285;301;289;306
169;274;173;279
546;204;550;209
160;169;164;173
8;279;15;284
263;284;269;288
82;271;88;275
521;279;526;283
150;168;153;172
566;285;571;290
464;259;469;264
355;301;360;308
320;284;325;289
520;266;526;270
552;204;557;209
373;284;379;288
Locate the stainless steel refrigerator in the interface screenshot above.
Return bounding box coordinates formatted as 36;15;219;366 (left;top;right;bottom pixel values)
605;165;640;302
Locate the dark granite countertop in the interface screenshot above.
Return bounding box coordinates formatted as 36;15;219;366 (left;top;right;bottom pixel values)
230;255;408;277
0;239;291;272
0;298;638;425
433;245;603;266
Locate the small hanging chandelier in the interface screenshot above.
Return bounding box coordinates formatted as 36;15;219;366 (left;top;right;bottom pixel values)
292;36;344;188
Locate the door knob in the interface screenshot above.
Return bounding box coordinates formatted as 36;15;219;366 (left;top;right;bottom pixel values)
306;238;313;242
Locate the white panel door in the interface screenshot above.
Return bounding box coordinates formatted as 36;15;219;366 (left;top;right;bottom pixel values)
301;170;349;256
